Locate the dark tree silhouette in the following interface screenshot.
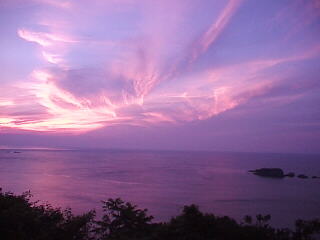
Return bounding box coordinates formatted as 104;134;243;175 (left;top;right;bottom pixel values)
0;189;95;240
94;198;153;240
1;189;320;240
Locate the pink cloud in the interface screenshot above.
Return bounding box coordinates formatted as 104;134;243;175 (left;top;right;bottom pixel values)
36;0;72;9
190;0;243;63
0;99;14;107
3;48;315;132
1;0;319;134
42;51;64;64
19;29;76;46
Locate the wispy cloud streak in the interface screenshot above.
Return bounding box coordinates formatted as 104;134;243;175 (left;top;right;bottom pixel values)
1;0;319;134
190;0;243;63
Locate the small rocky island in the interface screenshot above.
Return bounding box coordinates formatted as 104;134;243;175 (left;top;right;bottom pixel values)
249;168;319;179
249;168;285;178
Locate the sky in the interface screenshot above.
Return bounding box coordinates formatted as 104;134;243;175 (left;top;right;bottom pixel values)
0;0;320;153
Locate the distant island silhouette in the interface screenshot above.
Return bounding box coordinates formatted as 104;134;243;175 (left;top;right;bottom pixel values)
249;168;320;179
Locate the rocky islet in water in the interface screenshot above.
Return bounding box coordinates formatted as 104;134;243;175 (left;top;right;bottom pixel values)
249;168;319;179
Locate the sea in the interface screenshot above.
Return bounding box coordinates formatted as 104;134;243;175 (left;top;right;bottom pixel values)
0;149;319;228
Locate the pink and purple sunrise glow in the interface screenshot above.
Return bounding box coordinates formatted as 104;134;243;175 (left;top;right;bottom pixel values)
0;0;320;153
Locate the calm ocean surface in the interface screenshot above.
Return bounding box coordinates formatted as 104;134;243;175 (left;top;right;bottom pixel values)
0;149;319;227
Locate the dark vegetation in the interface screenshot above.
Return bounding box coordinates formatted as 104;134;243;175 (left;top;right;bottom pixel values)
1;189;320;240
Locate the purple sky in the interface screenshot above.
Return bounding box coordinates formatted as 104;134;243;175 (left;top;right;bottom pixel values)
0;0;320;153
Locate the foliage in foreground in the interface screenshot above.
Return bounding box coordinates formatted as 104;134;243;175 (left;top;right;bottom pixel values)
0;189;319;240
